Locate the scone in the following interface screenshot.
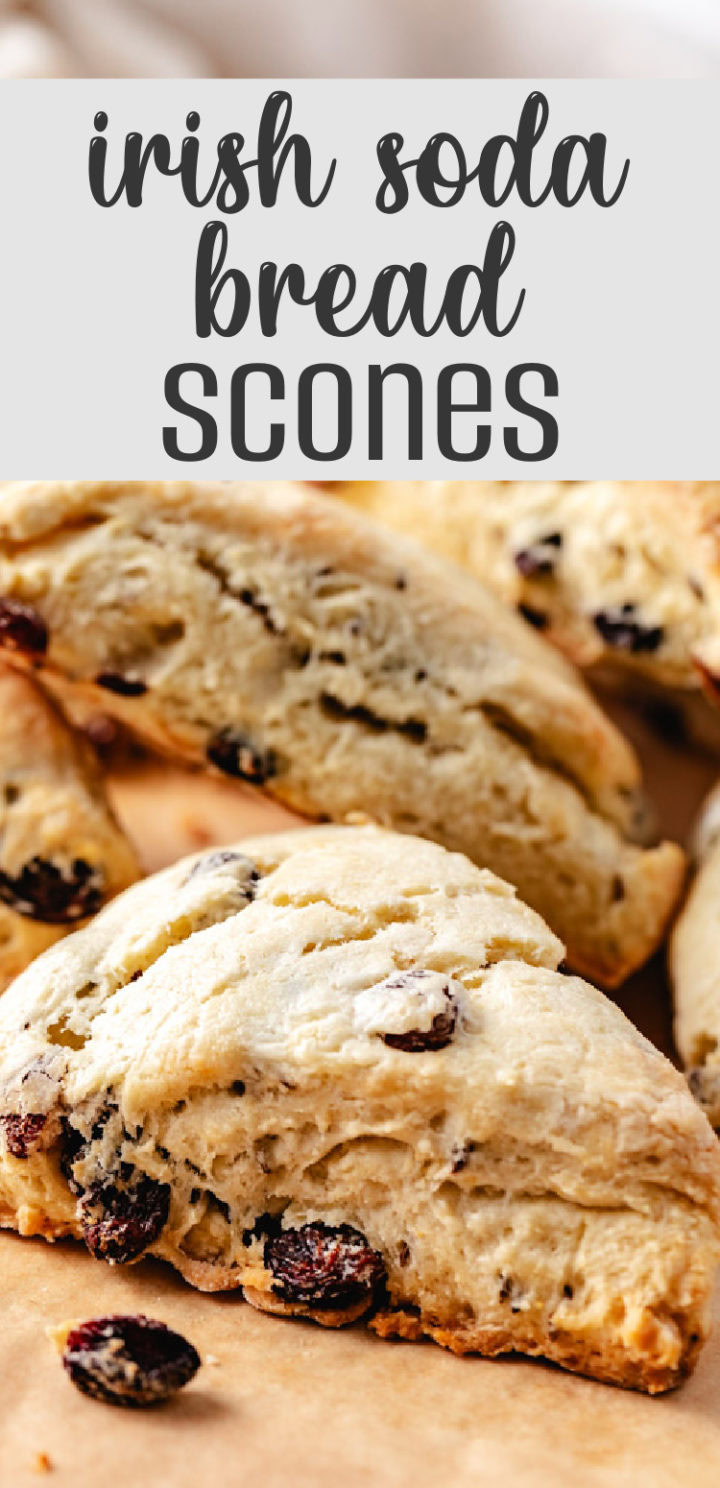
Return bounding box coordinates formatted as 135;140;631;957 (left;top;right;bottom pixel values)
336;482;720;700
0;665;139;989
670;780;720;1126
0;826;717;1395
0;479;684;987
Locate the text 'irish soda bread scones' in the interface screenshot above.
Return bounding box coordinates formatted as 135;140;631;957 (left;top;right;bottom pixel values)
0;665;139;990
0;480;684;987
0;826;717;1394
670;782;720;1127
336;481;720;695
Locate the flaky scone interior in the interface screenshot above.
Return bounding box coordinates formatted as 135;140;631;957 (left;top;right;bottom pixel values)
0;826;717;1395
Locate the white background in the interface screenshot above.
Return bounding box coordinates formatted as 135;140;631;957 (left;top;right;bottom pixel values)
0;79;718;477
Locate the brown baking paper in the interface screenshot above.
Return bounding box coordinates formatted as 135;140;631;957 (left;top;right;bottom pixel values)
3;708;720;1488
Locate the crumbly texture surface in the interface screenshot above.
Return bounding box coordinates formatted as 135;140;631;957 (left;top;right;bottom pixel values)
0;480;684;987
671;783;720;1127
336;481;720;696
0;825;716;1396
0;665;138;990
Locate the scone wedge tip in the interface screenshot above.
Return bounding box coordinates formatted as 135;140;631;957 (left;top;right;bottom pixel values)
0;664;139;990
0;479;684;988
0;824;716;1396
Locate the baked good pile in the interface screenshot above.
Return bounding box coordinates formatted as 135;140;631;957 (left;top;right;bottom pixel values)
0;479;719;1398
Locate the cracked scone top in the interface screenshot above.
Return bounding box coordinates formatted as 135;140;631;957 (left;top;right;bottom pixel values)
0;824;718;1395
0;479;684;986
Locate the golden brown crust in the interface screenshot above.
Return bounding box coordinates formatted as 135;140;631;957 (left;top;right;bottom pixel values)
368;1309;701;1395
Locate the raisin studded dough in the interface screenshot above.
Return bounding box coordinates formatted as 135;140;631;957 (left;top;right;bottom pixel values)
0;665;138;990
337;482;720;697
670;780;720;1126
0;480;684;987
0;826;717;1395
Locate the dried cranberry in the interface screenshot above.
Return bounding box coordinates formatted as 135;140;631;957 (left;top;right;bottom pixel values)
80;1174;171;1263
513;533;563;578
593;605;664;654
207;729;277;784
265;1222;386;1308
0;598;48;654
95;672;148;697
62;1315;200;1407
0;1112;46;1158
0;857;104;923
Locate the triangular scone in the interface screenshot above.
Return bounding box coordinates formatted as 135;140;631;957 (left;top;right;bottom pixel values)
0;825;716;1395
0;665;139;989
0;480;683;986
337;481;720;693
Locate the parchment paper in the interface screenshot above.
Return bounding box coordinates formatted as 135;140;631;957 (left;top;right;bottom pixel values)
4;700;720;1487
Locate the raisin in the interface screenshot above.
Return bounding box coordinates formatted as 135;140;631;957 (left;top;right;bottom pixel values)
0;598;48;654
82;711;122;749
0;1112;46;1158
60;1118;88;1193
207;729;277;784
95;672;148;697
513;533;562;578
185;850;259;887
265;1222;386;1308
0;857;104;924
517;603;549;631
593;605;664;654
62;1315;200;1408
380;971;458;1053
80;1174;171;1263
